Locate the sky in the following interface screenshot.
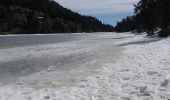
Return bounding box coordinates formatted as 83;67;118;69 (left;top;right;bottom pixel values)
56;0;139;26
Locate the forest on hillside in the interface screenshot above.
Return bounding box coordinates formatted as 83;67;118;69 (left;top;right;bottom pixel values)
114;0;170;37
0;0;114;34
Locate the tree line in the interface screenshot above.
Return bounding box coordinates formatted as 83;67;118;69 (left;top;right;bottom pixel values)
114;0;170;37
0;0;114;34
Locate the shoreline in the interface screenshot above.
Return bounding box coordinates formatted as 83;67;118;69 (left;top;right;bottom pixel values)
0;32;114;37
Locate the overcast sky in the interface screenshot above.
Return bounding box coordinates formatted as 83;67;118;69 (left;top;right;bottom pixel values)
56;0;139;15
56;0;139;25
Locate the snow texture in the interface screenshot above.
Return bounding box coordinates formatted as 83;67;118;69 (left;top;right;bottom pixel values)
0;32;170;100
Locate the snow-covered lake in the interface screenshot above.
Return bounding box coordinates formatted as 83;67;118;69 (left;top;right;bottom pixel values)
0;32;170;100
0;33;102;48
0;33;121;86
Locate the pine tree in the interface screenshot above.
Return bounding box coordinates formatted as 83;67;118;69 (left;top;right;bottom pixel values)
157;0;170;28
134;0;160;35
0;0;114;34
157;0;170;37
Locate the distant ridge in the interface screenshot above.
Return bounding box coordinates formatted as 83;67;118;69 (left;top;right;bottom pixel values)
0;0;114;34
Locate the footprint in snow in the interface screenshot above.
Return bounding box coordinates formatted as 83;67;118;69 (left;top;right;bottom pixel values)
139;86;151;96
147;71;158;75
161;74;170;87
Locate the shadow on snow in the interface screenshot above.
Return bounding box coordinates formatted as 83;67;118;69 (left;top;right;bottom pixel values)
118;38;161;46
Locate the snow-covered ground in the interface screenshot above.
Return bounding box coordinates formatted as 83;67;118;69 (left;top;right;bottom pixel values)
0;33;170;100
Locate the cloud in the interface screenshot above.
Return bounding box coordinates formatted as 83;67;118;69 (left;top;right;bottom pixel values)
56;0;140;25
56;0;139;15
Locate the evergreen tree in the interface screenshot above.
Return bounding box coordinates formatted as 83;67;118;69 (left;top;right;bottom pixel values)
134;0;160;35
157;0;170;28
0;0;114;34
114;16;140;32
114;0;165;36
157;0;170;37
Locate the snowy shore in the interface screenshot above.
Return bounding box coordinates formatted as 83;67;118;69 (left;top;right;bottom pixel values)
0;33;170;100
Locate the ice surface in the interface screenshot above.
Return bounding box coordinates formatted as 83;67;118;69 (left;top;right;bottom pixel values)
0;32;170;100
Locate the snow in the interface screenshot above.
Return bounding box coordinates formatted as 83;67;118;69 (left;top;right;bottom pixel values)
0;32;170;100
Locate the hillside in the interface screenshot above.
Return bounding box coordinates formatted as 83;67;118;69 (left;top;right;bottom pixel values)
0;0;113;34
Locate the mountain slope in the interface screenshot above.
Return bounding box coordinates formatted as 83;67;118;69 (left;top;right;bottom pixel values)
0;0;113;34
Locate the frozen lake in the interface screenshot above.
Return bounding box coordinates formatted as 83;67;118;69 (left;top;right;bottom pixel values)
0;33;99;49
1;33;169;100
0;33;121;86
